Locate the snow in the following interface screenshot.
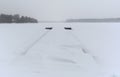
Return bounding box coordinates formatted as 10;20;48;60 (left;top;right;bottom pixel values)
0;23;120;77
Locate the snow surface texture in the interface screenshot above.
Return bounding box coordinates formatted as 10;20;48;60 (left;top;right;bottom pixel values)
0;23;120;77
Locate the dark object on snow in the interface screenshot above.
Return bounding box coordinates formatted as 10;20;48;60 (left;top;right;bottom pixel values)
45;27;53;30
64;27;72;30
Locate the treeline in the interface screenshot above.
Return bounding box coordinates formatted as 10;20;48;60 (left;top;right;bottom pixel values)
66;18;120;22
0;14;38;23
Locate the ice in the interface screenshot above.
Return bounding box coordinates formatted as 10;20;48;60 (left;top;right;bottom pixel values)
0;23;120;77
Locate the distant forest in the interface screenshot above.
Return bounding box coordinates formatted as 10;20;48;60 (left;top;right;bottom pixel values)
66;18;120;22
0;14;38;23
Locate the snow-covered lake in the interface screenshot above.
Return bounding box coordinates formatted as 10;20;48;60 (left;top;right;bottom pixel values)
0;23;120;77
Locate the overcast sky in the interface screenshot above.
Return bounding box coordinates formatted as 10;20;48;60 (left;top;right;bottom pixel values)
0;0;120;21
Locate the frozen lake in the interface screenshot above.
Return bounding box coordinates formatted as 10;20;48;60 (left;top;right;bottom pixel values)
0;23;120;77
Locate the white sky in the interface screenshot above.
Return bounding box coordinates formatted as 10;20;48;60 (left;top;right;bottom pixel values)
0;0;120;20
